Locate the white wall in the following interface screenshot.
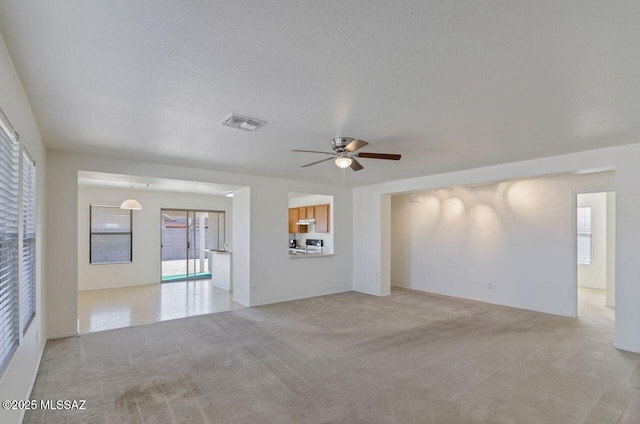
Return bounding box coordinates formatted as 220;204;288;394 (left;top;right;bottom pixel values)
231;187;250;306
77;185;232;290
577;192;607;289
288;194;334;252
0;35;48;424
354;142;640;353
606;192;616;308
391;173;613;317
46;151;353;337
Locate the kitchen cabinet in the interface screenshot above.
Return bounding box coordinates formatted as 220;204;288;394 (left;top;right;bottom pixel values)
288;208;307;233
288;208;298;233
314;204;329;233
289;204;328;233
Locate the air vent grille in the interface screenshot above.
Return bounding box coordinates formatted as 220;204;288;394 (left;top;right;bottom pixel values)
220;113;267;131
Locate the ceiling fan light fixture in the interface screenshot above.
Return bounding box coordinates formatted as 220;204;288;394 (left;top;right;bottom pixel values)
293;137;401;172
335;156;353;168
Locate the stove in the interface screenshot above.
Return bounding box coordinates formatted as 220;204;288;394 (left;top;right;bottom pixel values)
305;239;324;247
305;239;324;254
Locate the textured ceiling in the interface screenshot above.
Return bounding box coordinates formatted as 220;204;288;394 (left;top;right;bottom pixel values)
1;1;639;186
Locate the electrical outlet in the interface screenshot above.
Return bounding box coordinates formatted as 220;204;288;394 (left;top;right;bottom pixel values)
488;282;493;289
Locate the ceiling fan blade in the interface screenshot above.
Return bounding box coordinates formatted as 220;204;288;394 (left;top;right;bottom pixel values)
357;152;401;160
350;158;364;171
291;149;334;155
301;157;335;168
344;139;369;152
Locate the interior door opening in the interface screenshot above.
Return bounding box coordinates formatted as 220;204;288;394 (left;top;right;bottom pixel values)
161;209;225;283
576;191;615;320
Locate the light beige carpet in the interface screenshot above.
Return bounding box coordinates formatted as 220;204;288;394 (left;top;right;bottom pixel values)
26;289;640;423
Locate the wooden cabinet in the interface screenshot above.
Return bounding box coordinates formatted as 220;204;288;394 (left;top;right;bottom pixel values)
288;208;307;233
288;208;298;233
289;204;329;233
314;204;329;233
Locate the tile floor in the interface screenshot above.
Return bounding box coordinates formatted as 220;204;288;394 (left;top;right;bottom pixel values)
77;279;244;334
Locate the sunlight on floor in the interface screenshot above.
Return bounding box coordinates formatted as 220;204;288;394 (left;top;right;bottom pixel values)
77;280;244;334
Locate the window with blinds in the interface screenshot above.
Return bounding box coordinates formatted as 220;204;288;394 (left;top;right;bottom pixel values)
90;205;133;264
577;206;592;264
0;113;20;373
22;150;36;333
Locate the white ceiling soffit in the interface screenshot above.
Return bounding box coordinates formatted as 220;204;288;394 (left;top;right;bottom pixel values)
77;171;244;196
288;192;315;199
1;1;639;186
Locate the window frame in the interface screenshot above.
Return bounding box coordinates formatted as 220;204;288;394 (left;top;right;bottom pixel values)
89;205;133;265
22;147;36;334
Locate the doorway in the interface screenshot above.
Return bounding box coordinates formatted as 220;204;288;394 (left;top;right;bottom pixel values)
576;192;615;318
161;209;226;282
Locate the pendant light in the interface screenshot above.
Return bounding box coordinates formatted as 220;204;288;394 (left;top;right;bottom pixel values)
120;182;142;210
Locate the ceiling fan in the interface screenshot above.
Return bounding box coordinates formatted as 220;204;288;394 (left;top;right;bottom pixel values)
292;137;401;171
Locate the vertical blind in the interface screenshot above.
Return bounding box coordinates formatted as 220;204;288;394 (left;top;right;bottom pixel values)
0;114;20;373
577;206;592;264
22;150;36;332
90;205;133;264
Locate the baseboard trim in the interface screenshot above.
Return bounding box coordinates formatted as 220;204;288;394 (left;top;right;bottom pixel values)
20;343;45;424
614;342;640;354
251;289;352;307
47;331;79;340
391;285;574;318
353;287;389;297
232;296;250;307
392;286;430;295
78;281;159;291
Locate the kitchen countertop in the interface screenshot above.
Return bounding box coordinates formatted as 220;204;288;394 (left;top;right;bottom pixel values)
288;248;333;259
204;249;232;254
288;253;334;259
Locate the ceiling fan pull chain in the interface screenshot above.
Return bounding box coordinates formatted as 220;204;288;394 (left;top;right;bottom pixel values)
342;168;346;194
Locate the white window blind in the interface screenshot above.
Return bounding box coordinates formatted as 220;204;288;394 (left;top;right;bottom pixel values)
577;206;592;264
0;112;20;373
90;205;132;264
22;150;36;333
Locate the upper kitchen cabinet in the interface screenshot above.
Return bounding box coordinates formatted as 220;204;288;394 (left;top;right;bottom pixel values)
288;208;308;233
314;204;329;233
306;206;314;219
298;207;307;220
288;208;299;233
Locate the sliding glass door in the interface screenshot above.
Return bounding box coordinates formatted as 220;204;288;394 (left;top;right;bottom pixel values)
161;209;225;282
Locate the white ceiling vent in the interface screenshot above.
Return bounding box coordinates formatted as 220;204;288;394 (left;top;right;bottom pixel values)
220;113;267;131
